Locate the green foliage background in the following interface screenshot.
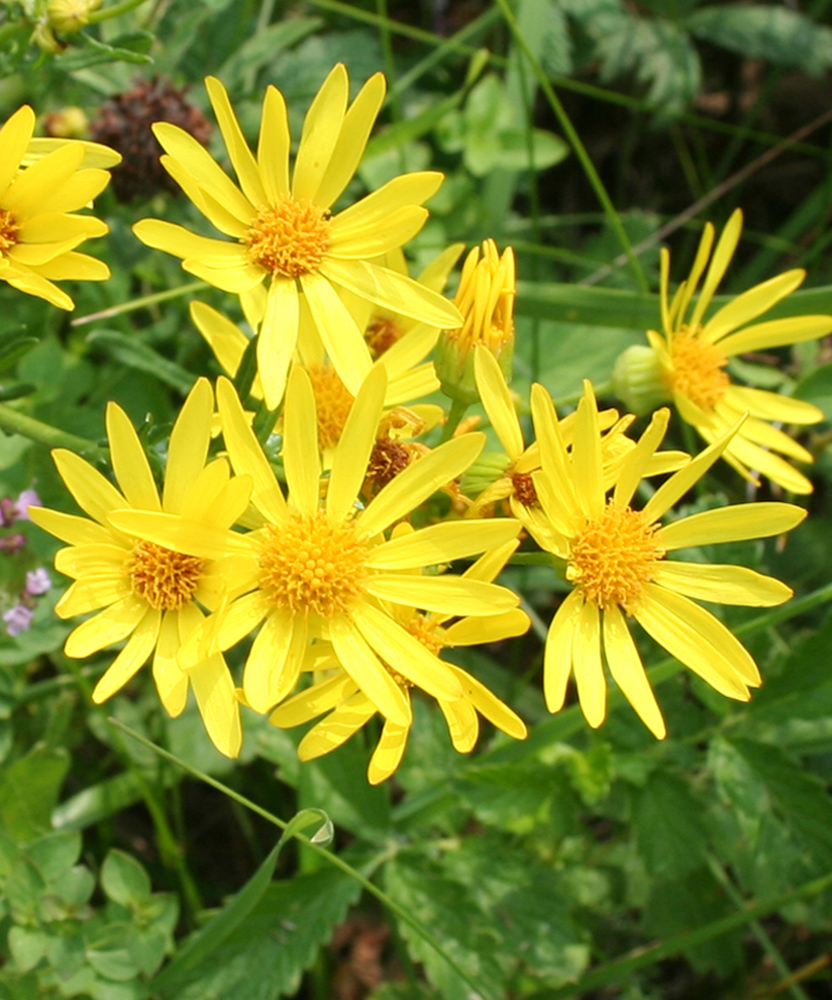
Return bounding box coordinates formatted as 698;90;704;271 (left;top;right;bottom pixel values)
0;0;832;997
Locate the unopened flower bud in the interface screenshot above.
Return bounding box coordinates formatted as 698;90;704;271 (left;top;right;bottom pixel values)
611;344;670;416
47;0;102;34
43;106;89;138
436;240;515;405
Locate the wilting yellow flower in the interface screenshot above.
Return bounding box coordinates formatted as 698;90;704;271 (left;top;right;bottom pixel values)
134;67;461;408
270;537;528;783
520;380;806;738
467;347;688;529
626;210;828;493
435;239;515;403
29;380;252;757
0;106;113;309
109;367;522;721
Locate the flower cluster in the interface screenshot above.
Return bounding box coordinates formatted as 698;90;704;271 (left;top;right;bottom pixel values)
8;66;824;781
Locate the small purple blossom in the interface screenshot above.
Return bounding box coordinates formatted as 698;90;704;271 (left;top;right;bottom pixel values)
4;603;33;637
14;489;41;521
0;534;25;554
25;568;51;596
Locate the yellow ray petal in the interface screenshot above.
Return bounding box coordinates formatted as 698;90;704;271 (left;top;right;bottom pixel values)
634;584;756;695
439;696;479;753
29;506;113;546
190;301;247;376
283;366;321;515
351;602;463;701
18;212;106;244
292;63;349;202
357;432;485;536
688;211;741;329
152;608;188;718
32;167;110;214
719;428;813;494
603;605;666;739
190;652;242;758
180;591;270;668
725;385;822;425
530;383;580;513
573;382;604;519
3;143;84;217
163;378;213;515
718;314;832;357
543;589;583;712
205;76;267;208
54;542;128;579
52;449;127;526
654;561;792;607
315;72;386;209
700;269;806;344
152;121;254;223
658;502;806;550
64;595;148;658
300;272;372;396
572;598;605;728
217;376;288;524
475;346;524;460
258;276;301;412
242;608;295;714
106;402;161;511
270;672;358;727
368;518;520;570
55;577;131;618
0;106;35;195
329;614;411;725
298;693;377;760
132;218;244;263
332;172;443;234
27;251;109;282
320;258;462;329
442;608;530;645
368;719;409;784
91;609;161;703
258;85;291;203
107;509;250;561
613;408;671;509
327;363;387;522
4;270;73;310
449;664;528;741
365;574;518;617
329;206;428;259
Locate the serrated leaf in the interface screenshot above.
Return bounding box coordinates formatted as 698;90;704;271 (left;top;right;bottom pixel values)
101;850;153;907
689;5;832;74
632;772;709;878
153;868;360;1000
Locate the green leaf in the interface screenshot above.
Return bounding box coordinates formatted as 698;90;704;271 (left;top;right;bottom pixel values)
101;850;153;907
26;830;82;883
152;808;330;997
689;5;832;74
632;772;709;878
300;740;391;840
86;330;194;395
152;868;360;1000
0;747;69;841
217;17;322;91
7;926;49;973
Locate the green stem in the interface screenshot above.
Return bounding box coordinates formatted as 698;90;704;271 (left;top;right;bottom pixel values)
70;281;205;328
439;397;469;443
493;0;648;294
0;403;103;457
86;0;154;23
109;718;498;1000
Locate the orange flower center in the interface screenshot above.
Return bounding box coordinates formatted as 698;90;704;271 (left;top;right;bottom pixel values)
567;503;665;613
365;316;403;357
259;511;369;618
303;364;355;451
0;208;19;253
127;540;204;611
406;614;445;657
667;331;729;411
245;195;331;278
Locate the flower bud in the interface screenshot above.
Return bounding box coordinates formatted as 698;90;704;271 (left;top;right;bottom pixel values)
436;240;515;405
47;0;102;34
611;344;670;416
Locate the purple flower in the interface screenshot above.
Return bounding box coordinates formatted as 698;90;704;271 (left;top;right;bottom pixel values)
4;604;33;637
25;568;51;596
14;489;41;521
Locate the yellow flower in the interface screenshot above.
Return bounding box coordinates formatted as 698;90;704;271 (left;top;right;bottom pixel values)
270;537;528;784
435;239;515;403
468;347;688;531
133;67;462;408
520;380;806;738
108;367;522;720
29;379;252;758
190;301;442;465
0;106;113;309
645;209;829;493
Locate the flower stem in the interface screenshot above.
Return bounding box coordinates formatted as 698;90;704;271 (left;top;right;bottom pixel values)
439;397;469;443
0;404;103;458
86;0;153;23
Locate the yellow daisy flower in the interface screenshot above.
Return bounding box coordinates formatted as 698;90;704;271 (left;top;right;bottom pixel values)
190;300;442;465
108;367;522;720
468;347;688;531
133;66;462;408
0;105;113;309
29;379;252;757
520;379;806;738
270;537;528;784
641;209;829;493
